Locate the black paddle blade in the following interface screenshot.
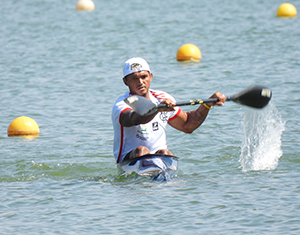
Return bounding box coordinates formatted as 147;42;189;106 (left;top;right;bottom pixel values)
229;86;272;109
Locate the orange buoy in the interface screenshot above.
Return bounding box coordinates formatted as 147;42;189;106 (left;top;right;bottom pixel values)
277;3;297;17
76;0;95;11
177;44;202;61
7;116;40;137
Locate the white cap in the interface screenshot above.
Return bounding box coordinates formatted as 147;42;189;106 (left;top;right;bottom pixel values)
123;57;151;78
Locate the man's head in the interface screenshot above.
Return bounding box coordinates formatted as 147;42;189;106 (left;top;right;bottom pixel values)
122;57;153;97
123;57;151;79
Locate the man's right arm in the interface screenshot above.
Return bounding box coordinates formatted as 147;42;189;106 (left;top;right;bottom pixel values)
120;109;158;127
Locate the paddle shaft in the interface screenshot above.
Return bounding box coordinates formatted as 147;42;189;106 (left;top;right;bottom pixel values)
156;97;235;109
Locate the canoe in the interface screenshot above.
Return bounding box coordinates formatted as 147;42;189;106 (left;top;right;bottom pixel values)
117;154;178;181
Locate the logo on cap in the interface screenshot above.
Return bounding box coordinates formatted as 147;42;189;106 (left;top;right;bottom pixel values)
130;63;142;71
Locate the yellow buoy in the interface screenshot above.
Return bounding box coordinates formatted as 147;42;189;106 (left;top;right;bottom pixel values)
76;0;95;11
7;116;40;137
277;3;297;17
177;44;202;61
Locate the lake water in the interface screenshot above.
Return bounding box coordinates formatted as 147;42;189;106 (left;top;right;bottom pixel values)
1;0;299;234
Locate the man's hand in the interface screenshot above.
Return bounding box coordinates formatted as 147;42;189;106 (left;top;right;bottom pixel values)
207;92;226;107
159;98;176;112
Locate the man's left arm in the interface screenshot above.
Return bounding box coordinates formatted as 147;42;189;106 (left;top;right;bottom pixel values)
168;92;226;133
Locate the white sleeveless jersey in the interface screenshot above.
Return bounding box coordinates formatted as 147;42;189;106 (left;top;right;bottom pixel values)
111;89;181;163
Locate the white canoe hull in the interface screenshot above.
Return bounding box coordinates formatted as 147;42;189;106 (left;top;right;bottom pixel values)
117;154;178;181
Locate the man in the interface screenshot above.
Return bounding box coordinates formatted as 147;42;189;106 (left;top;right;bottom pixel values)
112;57;226;163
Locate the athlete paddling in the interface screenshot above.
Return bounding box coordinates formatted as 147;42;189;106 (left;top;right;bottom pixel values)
112;57;226;163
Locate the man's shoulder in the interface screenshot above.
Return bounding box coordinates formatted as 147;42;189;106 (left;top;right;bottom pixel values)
112;92;130;116
150;89;175;101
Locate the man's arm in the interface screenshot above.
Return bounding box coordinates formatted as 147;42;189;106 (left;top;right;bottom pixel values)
168;92;226;133
120;91;225;130
120;109;158;127
168;105;209;133
120;97;177;127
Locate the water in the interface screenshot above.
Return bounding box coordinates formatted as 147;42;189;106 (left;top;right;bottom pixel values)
240;103;285;171
1;0;300;234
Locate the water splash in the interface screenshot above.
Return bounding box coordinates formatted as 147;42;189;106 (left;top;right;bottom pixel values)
239;103;285;171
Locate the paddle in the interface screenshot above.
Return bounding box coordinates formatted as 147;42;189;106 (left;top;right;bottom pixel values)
124;85;272;116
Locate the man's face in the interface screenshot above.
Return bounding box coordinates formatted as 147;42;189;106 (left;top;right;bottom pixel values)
123;71;152;97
